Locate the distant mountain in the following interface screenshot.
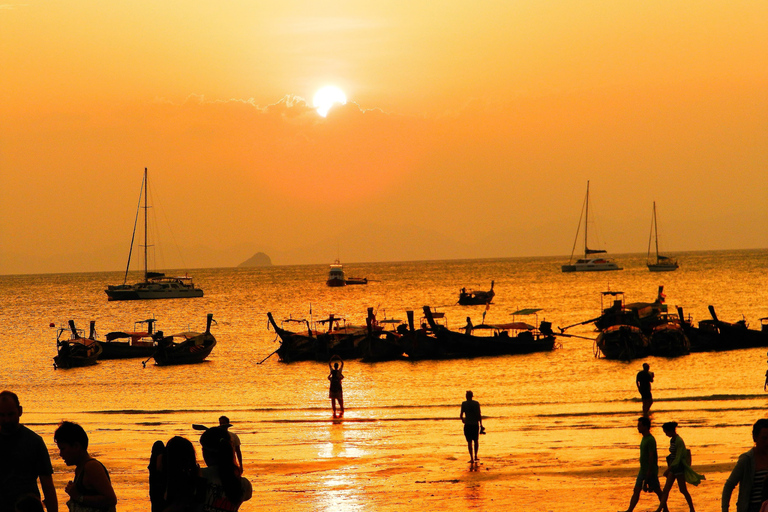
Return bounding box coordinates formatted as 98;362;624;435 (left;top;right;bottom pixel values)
238;252;273;267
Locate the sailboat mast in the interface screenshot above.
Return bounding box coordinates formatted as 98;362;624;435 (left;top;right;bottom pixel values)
653;201;660;263
584;181;590;258
143;167;148;283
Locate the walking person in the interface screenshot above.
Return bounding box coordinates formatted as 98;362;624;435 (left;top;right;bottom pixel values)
620;416;667;512
460;390;484;464
655;422;703;512
636;363;655;417
0;390;58;512
54;421;117;512
722;418;768;512
328;355;345;418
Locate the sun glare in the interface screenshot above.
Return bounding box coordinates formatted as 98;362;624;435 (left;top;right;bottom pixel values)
313;86;347;117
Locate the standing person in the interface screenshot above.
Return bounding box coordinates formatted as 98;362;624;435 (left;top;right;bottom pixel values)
198;427;252;512
148;440;166;512
656;422;703;512
162;436;200;512
722;418;768;512
54;421;116;512
464;317;473;335
636;363;655;417
0;390;58;512
460;390;484;464
621;416;667;512
218;416;243;473
328;355;345;418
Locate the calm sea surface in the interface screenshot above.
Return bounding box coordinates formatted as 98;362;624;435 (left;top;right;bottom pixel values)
1;250;767;511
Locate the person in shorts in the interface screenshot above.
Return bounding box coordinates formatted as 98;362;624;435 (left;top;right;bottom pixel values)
460;390;484;464
636;363;655;417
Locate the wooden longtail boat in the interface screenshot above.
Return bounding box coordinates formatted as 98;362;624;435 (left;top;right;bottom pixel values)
457;281;495;306
151;314;216;366
53;320;102;369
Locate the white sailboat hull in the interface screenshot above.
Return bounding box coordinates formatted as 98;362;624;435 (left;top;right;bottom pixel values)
562;259;623;272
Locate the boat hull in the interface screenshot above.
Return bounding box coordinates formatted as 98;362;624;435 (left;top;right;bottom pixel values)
648;263;679;272
596;325;649;360
54;341;102;369
562;261;622;272
97;341;156;359
152;334;216;365
106;284;204;301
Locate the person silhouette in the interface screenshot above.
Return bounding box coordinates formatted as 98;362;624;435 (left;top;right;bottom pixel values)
722;418;768;512
636;363;655;417
328;355;345;418
54;421;117;512
198;427;252;512
655;422;702;512
621;416;667;512
218;416;243;473
0;390;58;512
460;390;484;464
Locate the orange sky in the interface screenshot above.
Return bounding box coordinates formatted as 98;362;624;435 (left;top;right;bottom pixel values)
1;1;766;274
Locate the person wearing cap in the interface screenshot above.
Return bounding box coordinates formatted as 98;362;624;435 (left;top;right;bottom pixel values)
218;416;243;473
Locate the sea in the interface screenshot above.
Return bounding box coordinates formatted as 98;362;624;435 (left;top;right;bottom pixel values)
1;249;767;511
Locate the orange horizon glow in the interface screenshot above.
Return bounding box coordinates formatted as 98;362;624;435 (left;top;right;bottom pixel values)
0;1;766;274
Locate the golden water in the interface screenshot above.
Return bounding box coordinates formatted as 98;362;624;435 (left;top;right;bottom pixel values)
2;250;767;511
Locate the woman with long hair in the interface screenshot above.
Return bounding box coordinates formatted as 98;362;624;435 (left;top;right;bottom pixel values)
656;421;702;512
163;436;200;512
198;427;252;511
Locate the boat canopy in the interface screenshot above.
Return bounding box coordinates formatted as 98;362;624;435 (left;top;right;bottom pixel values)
106;331;149;341
475;322;535;331
511;308;542;316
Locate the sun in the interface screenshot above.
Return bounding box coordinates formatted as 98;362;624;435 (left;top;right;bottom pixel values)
313;85;347;117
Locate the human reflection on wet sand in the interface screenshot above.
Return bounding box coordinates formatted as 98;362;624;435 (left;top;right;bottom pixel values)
463;476;484;510
314;421;365;512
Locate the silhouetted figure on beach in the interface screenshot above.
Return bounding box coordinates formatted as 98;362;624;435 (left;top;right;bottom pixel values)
163;436;200;512
621;416;667;512
0;390;58;512
198;427;252;512
328;355;345;418
460;390;484;464
636;363;655;417
722;418;768;512
218;416;243;473
54;421;117;512
148;440;166;512
655;421;703;512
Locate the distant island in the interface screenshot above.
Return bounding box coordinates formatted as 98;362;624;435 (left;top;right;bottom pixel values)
238;252;273;267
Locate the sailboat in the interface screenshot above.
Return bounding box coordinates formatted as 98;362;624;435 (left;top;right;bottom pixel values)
647;201;678;272
105;168;204;301
561;181;622;272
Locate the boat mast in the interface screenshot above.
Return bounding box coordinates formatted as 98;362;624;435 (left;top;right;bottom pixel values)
653;202;660;263
143;167;148;283
584;181;590;258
